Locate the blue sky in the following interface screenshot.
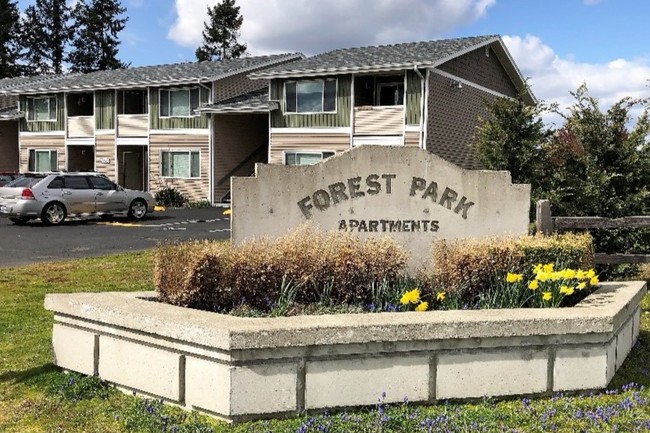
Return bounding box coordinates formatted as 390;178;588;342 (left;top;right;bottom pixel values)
16;0;650;120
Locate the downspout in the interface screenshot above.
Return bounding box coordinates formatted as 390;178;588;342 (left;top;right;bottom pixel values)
413;66;425;148
197;79;214;204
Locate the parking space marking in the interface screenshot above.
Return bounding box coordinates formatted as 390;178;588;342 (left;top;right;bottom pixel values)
97;217;230;229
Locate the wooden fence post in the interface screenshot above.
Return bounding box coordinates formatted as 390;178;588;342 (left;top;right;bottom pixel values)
536;199;552;235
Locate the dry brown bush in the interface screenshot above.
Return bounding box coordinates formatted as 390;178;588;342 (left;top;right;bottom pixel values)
154;225;409;311
418;233;594;300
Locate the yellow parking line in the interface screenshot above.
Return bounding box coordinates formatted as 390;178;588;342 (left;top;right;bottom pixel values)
154;205;166;212
223;209;232;216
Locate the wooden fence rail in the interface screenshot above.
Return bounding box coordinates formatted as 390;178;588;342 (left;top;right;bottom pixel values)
536;199;650;265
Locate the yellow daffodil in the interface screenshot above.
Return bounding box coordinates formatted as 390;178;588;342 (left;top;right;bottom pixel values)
542;292;552;301
577;281;587;290
415;301;429;312
576;269;587;279
560;285;574;296
506;272;523;283
590;276;599;286
536;272;550;282
562;269;576;279
533;263;543;273
436;291;446;301
528;279;539;290
586;269;596;279
400;288;420;305
543;263;555;273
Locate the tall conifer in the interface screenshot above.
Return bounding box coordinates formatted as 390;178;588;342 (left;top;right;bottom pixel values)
195;0;247;62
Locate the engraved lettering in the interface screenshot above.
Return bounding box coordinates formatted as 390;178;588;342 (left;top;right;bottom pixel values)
348;176;365;199
439;187;458;210
382;174;396;194
409;177;426;196
454;196;475;219
297;196;313;219
366;174;381;195
369;220;379;232
313;189;331;211
328;182;349;205
422;181;438;203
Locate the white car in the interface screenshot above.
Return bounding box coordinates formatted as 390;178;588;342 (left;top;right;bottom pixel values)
0;172;157;225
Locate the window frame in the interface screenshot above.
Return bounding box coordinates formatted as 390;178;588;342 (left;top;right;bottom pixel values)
26;96;57;122
27;149;58;172
283;150;335;166
118;89;149;115
284;78;337;114
160;149;201;179
376;81;405;106
159;87;201;118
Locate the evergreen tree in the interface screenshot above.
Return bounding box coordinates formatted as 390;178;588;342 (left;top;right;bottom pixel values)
0;0;23;78
67;0;128;72
195;0;247;62
21;0;72;75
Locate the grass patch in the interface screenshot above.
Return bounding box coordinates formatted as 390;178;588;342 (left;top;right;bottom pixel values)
1;251;650;432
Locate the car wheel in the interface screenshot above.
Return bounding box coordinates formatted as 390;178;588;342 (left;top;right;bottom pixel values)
9;217;30;225
41;202;66;225
128;199;147;220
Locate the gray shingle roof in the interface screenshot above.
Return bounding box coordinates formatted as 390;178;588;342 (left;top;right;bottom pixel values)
251;35;499;78
1;53;303;95
197;88;279;113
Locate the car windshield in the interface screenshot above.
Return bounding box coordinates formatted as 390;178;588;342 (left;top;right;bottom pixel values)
7;175;44;188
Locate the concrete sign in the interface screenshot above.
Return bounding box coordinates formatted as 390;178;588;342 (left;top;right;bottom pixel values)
231;146;530;269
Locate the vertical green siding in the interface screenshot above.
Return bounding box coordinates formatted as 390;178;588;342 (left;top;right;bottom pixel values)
20;93;65;132
150;86;209;130
95;90;115;130
271;75;351;128
406;70;422;125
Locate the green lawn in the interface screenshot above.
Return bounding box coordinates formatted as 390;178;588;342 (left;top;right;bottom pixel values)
1;253;650;432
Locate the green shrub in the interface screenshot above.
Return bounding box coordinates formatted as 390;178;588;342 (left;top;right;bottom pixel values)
155;226;409;312
187;199;211;208
154;186;188;207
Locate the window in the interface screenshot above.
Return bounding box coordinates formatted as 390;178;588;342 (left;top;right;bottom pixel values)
28;149;58;172
285;79;337;113
161;150;200;178
26;96;57;121
67;92;94;116
63;176;91;189
118;89;148;115
159;88;200;117
284;151;334;165
47;177;64;189
88;176;117;190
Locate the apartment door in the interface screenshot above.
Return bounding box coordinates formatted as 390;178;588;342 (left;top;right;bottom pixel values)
118;146;147;190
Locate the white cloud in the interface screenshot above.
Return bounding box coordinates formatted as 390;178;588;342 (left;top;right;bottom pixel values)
168;0;495;55
503;34;650;126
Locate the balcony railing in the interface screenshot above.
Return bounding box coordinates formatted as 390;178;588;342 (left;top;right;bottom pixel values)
353;106;404;136
67;116;94;138
117;114;148;137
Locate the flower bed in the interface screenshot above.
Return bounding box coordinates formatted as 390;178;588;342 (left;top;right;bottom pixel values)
45;281;646;422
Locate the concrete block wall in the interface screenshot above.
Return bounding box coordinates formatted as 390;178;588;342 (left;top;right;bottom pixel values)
45;281;646;422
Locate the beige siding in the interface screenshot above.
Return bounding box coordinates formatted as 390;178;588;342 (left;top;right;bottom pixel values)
149;134;210;202
96;134;117;181
20;134;65;172
213;114;268;203
269;133;350;164
0;121;19;171
404;130;420;147
117;115;148;137
67;116;95;138
353;106;403;136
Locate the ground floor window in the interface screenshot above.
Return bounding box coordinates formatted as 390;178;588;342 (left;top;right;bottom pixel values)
161;150;200;178
28;149;58;172
284;151;335;165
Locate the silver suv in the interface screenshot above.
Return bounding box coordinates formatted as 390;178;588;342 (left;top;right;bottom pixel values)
0;172;157;225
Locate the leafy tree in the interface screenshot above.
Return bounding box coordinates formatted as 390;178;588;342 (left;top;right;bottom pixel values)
67;0;128;72
195;0;247;62
21;0;72;75
0;0;23;78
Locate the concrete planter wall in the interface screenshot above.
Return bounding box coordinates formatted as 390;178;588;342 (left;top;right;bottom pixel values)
45;281;645;422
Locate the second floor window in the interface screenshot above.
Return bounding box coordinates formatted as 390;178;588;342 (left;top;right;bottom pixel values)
67;92;94;116
159;88;200;117
118;89;148;115
285;79;337;114
26;96;57;121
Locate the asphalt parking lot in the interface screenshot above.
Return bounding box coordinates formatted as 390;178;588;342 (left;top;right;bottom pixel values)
0;207;231;268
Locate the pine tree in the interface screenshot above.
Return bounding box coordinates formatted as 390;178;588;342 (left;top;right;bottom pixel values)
195;0;247;62
67;0;128;73
0;0;23;78
21;0;72;75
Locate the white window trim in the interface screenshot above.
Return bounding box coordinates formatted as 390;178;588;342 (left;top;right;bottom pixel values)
283;150;335;165
160;149;201;179
159;87;201;119
26;96;57;122
28;148;58;172
284;78;338;115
